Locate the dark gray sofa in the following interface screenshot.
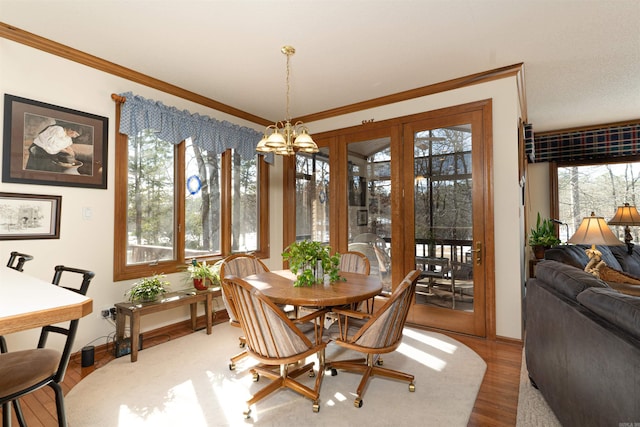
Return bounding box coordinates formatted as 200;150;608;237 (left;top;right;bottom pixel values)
525;260;640;426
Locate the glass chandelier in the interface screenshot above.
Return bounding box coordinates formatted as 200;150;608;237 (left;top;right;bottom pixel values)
256;46;318;156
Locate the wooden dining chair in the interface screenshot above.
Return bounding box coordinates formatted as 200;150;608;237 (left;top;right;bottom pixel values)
6;251;33;272
326;269;421;408
225;275;327;418
219;254;271;370
0;265;95;427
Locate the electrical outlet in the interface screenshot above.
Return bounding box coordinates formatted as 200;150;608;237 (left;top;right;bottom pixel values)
99;307;111;319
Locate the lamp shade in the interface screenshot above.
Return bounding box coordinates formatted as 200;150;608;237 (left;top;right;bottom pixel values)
568;212;623;246
608;203;640;226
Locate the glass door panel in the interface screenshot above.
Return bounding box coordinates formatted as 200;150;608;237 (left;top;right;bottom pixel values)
295;148;330;243
413;127;474;311
346;138;392;292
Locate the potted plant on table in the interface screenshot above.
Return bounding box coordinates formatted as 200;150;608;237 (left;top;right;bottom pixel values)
528;213;562;259
187;259;218;290
282;240;344;287
126;274;170;303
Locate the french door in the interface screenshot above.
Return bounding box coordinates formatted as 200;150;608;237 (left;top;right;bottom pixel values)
403;103;491;337
287;100;493;337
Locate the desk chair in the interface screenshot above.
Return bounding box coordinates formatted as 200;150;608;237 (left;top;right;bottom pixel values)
6;252;34;272
326;270;420;408
0;265;94;427
225;275;327;419
219;254;270;370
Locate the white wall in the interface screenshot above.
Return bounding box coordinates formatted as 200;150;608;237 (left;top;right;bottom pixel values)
308;77;524;340
0;39;268;352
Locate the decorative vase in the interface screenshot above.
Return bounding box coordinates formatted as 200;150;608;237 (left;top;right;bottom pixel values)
533;245;547;260
193;278;208;291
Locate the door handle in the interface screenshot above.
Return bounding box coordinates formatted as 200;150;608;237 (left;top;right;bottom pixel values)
469;241;482;265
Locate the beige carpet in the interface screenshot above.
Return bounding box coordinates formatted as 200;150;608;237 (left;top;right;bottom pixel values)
66;323;486;426
516;349;561;426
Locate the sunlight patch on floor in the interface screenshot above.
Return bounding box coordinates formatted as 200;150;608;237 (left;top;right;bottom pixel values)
397;342;447;371
403;328;458;354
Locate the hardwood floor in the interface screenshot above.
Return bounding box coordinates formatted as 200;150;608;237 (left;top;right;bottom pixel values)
1;319;523;426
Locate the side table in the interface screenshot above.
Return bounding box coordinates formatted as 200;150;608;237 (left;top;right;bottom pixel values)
115;287;220;362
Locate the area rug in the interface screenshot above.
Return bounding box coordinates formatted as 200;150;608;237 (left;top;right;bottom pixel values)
516;349;561;426
66;323;486;427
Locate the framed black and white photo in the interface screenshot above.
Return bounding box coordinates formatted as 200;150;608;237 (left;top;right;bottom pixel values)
0;192;61;240
2;94;108;189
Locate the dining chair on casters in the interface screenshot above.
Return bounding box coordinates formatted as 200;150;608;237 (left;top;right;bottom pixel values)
225;275;328;419
326;269;421;408
0;265;95;427
219;254;271;370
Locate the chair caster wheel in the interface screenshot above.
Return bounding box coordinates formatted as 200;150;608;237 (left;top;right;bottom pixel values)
243;409;251;419
331;368;338;376
252;373;260;382
309;369;316;377
354;397;363;408
376;358;384;366
312;401;320;412
239;342;246;348
409;382;415;392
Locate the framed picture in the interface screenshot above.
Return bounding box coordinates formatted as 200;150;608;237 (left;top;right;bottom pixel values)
2;94;108;189
0;192;61;240
357;209;368;226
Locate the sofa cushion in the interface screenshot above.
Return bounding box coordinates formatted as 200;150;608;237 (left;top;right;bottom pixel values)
535;260;609;300
609;245;640;277
577;287;640;341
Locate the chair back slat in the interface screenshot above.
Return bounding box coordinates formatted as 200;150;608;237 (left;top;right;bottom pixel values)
227;275;313;359
352;270;420;349
339;251;371;275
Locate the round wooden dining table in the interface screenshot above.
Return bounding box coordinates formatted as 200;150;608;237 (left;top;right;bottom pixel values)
242;269;383;308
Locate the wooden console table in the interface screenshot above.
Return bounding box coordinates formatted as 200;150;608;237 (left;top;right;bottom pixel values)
115;287;220;362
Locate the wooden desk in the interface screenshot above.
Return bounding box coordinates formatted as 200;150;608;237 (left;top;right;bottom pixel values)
0;267;93;335
243;270;382;307
115;287;220;362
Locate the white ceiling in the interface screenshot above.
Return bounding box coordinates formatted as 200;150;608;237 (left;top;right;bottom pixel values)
1;0;638;133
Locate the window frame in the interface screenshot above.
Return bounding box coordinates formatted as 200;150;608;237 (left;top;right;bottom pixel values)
113;102;269;281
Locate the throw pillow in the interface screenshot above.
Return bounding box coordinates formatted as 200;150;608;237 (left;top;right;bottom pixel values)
598;265;640;296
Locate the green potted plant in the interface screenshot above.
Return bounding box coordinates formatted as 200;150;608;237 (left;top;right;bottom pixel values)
187;259;217;290
282;240;344;287
125;274;170;302
529;213;561;259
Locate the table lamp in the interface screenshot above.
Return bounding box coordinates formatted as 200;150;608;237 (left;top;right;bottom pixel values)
568;212;623;276
607;203;640;254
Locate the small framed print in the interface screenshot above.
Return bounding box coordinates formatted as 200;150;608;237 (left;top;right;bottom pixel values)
0;192;61;240
2;94;108;189
357;209;368;226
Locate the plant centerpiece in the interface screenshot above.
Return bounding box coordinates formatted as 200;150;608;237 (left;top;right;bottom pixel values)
529;212;561;259
282;240;344;287
187;259;217;290
126;274;170;302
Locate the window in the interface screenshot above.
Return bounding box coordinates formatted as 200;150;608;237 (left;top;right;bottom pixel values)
295;151;330;242
114;132;269;281
556;161;640;243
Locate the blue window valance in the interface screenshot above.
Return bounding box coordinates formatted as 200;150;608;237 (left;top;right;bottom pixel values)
118;92;273;163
